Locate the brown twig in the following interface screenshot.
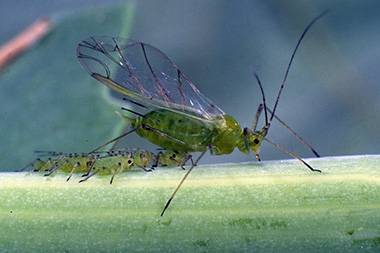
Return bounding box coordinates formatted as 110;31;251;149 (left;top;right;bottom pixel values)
0;18;51;71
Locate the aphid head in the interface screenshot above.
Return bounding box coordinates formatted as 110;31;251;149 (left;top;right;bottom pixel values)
240;127;267;160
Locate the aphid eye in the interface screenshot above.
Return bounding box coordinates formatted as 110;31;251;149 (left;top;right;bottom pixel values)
253;139;260;144
172;153;176;158
118;162;122;166
127;160;132;164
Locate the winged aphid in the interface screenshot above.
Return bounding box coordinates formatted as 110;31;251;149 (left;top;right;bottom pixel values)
75;11;328;216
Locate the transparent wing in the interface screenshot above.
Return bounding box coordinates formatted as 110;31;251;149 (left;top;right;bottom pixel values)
77;36;224;120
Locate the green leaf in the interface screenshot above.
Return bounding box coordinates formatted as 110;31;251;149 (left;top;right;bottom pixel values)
0;155;379;252
0;3;135;170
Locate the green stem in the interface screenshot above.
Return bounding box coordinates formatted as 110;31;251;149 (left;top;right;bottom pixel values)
1;155;380;252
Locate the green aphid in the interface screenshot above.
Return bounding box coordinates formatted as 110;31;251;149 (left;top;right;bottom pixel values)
25;151;98;178
82;151;134;184
132;149;154;169
29;151;139;184
156;150;190;169
79;149;161;184
77;11;328;216
29;157;55;172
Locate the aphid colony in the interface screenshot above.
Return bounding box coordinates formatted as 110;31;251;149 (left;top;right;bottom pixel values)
25;149;188;184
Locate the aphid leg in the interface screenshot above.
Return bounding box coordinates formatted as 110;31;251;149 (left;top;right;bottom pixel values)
79;168;98;183
66;162;81;182
179;154;192;170
109;164;122;185
81;157;97;177
255;153;262;162
121;107;145;117
89;128;136;153
138;166;153;172
44;160;62;176
122;97;147;109
160;150;207;217
208;144;214;155
151;151;162;170
264;137;321;173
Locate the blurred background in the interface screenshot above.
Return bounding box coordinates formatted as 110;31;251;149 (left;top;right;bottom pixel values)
0;0;379;170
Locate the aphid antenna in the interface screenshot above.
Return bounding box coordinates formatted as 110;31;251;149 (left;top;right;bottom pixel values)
253;73;269;128
269;10;328;129
252;103;264;132
251;12;327;168
253;74;321;158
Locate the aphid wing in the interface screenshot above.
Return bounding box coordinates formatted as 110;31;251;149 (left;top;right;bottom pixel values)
77;36;224;120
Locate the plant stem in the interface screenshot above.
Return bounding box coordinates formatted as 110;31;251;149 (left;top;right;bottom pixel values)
0;155;380;252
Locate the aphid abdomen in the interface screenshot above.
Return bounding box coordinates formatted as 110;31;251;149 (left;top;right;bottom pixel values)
135;109;214;152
